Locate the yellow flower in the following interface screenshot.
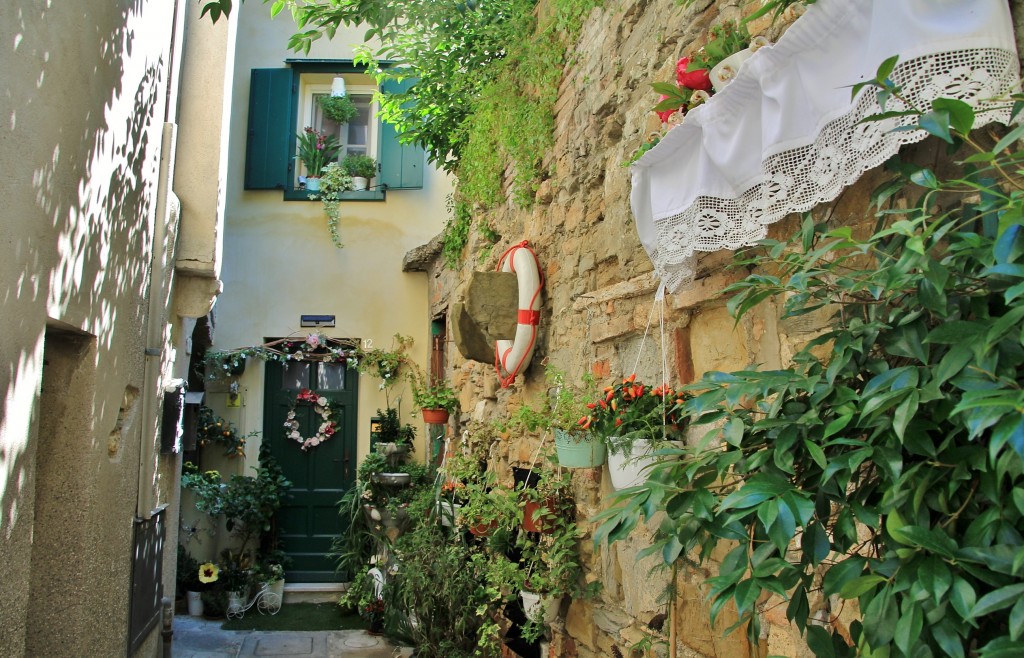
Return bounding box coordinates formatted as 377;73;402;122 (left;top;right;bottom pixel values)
198;562;219;584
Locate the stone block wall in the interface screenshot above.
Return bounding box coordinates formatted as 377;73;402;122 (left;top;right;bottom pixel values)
425;1;1024;656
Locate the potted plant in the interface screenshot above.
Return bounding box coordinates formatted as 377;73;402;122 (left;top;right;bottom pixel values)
531;366;605;468
411;378;459;424
373;407;416;460
341;153;378;191
318;94;358;124
514;466;597;642
177;547;205;616
317;162;355;248
295;127;341;192
578;374;689;489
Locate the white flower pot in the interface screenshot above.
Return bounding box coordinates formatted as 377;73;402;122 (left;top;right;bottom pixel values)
351;176;369;191
186;590;204;617
519;590;560;623
305;177;321;192
607;439;660;490
437;501;462;527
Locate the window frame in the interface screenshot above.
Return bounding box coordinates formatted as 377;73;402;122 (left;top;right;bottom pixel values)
244;60;426;200
285;61;383;201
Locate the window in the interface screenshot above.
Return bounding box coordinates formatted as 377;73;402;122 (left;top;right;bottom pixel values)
298;74;378;189
244;61;425;200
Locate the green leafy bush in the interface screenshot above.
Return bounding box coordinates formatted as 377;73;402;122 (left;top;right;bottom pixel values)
595;67;1024;656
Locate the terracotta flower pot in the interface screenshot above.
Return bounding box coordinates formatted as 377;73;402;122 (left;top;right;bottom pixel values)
421;408;450;424
522;498;557;534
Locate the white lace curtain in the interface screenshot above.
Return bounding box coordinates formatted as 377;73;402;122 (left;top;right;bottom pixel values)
630;0;1021;293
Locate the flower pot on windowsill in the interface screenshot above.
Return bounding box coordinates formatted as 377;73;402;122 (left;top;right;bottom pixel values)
421;408;450;424
305;176;322;192
554;429;606;468
351;176;369;191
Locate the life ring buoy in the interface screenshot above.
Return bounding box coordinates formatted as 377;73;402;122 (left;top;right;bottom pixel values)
494;241;543;388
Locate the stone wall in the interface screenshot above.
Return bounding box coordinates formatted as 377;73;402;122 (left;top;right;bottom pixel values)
426;1;1024;656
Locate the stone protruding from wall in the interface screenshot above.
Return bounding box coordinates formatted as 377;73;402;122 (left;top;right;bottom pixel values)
452;270;519;363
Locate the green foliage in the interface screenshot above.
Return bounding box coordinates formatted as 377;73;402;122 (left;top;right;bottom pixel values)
595;75;1024;656
317;162;355;247
318;94;359;123
442;199;474;270
295;126;341;177
341;153;378;179
196;405;250;457
252;0;598;268
182;442;292;563
687;20;749;72
177;544;202;591
374;407;416;447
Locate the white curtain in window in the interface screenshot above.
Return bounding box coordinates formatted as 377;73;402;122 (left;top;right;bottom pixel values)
630;0;1020;293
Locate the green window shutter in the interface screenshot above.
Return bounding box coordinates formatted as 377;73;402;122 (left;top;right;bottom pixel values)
378;78;425;190
245;68;293;190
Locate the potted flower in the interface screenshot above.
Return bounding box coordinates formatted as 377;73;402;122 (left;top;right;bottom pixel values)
318;94;358;124
341;153;378;191
410;376;459;424
578;374;689;489
295;127;341;192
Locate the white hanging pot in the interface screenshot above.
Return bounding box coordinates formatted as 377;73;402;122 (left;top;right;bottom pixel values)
520;590;561;623
607;439;660;490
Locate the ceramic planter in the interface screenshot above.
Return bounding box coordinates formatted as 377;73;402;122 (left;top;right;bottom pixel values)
305;177;321;192
436;500;462;527
522;498;557;534
607;439;660;490
554;429;606;468
421;408;450;424
519;590;561;623
186;590;204;616
351;176;369;191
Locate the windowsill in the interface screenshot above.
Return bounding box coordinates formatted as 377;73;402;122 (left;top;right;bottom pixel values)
284;189;386;202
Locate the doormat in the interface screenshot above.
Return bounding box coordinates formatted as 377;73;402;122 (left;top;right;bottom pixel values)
221;602;368;632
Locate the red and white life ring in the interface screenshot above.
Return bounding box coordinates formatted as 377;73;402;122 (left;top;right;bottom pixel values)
494;241;543;388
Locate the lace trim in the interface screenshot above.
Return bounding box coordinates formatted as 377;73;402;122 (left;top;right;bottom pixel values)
649;48;1019;293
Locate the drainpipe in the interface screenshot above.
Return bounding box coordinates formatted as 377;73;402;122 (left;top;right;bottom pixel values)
137;122;178;519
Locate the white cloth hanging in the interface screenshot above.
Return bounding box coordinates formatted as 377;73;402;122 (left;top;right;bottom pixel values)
631;0;1021;293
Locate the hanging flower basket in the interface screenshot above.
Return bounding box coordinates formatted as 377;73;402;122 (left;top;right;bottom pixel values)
553;429;606;468
421;408;450;424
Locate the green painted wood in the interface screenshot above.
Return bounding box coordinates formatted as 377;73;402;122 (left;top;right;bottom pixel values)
264;360;358;582
245;68;294;190
378;78;425;190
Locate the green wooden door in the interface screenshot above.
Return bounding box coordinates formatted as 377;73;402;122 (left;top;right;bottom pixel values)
264;359;358;582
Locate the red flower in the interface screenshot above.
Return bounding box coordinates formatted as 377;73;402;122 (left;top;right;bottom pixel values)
656;95;676;124
676;57;712;92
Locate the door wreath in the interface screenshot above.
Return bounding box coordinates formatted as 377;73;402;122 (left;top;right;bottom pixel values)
284;388;337;451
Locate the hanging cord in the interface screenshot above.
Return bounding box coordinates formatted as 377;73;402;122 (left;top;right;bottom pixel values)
629;285;671;442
